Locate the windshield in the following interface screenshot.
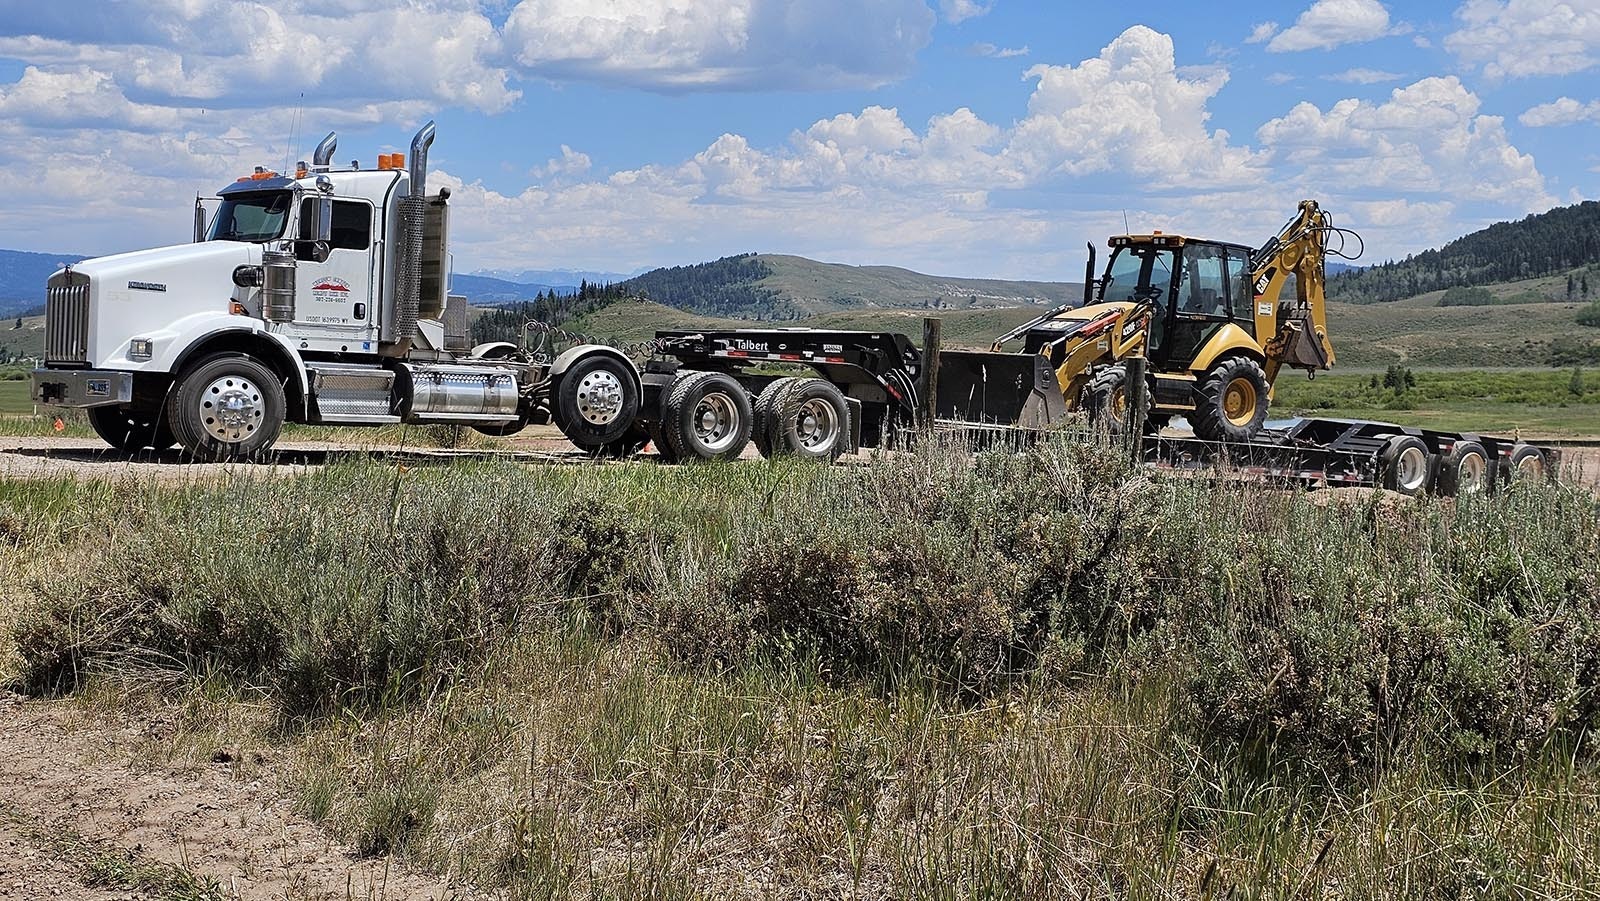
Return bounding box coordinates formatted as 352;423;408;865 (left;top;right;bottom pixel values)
1100;246;1175;305
207;192;291;242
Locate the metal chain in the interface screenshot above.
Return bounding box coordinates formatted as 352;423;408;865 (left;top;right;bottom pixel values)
521;319;669;361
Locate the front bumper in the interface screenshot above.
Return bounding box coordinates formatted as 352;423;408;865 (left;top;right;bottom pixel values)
31;368;133;408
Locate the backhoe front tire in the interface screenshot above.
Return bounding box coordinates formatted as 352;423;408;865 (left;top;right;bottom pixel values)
88;404;176;453
1085;366;1129;436
168;356;285;461
1192;357;1270;444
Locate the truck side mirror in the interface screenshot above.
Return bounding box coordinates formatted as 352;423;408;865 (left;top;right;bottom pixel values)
193;195;208;243
296;178;335;263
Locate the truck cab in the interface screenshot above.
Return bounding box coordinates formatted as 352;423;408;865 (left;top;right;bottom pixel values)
32;122;643;460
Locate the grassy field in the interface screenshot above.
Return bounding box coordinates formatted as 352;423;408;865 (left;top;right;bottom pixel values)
3;442;1599;896
1274;368;1600;437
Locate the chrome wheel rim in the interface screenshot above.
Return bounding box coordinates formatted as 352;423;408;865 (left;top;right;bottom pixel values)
576;370;624;426
199;374;264;443
795;398;838;452
694;392;742;453
1396;446;1428;493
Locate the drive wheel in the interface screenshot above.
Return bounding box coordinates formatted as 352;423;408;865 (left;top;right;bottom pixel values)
1378;435;1432;496
662;371;753;461
1085;365;1137;436
554;353;640;451
1193;357;1269;444
768;379;850;461
1436;440;1490;497
88;405;176;452
751;377;800;459
168;356;285;461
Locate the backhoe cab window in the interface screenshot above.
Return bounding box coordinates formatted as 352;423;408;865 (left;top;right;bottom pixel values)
1178;243;1229;317
207;193;291;243
1100;246;1175;305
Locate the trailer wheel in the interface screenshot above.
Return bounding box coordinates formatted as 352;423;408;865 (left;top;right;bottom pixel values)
1505;444;1550;484
662;371;753;461
768;379;850;461
168;355;285;461
1192;357;1269;444
752;377;801;458
553;353;641;451
88;405;176;452
1437;440;1491;497
1378;435;1432;496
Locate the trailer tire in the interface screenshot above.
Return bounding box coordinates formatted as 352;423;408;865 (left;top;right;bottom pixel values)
553;353;641;451
167;355;285;461
1505;444;1551;484
1192;357;1269;444
752;377;801;459
1437;440;1491;497
662;371;753;461
768;379;850;461
88;405;176;453
1378;435;1432;496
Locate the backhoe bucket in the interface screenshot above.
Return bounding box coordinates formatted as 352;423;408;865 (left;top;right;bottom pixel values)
1276;317;1333;371
935;351;1068;429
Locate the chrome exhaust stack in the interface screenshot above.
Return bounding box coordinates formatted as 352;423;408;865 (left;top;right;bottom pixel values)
389;120;436;351
312;132;337;169
408;121;435;195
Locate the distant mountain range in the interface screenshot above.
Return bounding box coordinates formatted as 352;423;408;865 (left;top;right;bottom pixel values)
469;266;642;286
0;249;92;316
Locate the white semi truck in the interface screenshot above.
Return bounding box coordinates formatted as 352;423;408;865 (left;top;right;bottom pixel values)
30;122;646;459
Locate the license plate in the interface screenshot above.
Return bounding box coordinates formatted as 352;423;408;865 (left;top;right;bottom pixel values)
86;378;110;397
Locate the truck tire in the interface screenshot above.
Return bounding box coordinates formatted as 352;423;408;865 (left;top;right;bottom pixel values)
88;405;176;452
662;371;753;461
1505;444;1550;484
751;377;800;459
767;378;850;461
167;355;285;461
1436;440;1491;497
553;353;640;451
1378;435;1432;496
1192;357;1269;444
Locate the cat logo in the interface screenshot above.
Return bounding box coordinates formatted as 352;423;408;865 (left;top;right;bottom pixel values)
1253;267;1275;296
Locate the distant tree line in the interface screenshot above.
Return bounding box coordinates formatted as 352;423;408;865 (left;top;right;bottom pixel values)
621;253;798;319
1329;200;1600;303
470;280;633;346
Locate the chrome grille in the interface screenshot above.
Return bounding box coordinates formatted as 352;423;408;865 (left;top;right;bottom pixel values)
45;270;91;364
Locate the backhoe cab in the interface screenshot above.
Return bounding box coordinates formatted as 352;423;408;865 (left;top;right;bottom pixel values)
990;201;1340;442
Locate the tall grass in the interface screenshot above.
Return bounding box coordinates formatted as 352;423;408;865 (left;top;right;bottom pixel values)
2;440;1598;896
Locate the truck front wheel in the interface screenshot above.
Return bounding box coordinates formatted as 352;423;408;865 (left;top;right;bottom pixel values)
553;353;641;451
87;405;176;453
168;356;286;461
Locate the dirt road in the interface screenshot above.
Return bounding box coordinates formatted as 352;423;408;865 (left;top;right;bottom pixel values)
0;694;480;900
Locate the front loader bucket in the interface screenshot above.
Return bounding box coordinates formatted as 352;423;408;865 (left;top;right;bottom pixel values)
935;351;1068;429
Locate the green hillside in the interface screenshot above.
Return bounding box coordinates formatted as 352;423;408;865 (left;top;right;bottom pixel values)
1330;199;1600;303
623;252;1082;318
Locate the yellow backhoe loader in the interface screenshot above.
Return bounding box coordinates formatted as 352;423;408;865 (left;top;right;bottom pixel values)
985;200;1350;442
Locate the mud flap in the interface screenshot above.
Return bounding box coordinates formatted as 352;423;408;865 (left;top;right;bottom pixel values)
935;351;1068;429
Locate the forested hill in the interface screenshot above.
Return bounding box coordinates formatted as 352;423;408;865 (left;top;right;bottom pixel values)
622;252;1081;318
1330;200;1600;303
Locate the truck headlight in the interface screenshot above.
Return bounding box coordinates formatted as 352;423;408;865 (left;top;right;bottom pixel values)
129;338;154;361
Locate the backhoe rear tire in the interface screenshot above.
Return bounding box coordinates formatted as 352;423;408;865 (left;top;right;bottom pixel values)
1192;357;1270;444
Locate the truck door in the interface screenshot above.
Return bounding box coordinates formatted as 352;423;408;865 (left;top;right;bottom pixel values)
293;197;377;346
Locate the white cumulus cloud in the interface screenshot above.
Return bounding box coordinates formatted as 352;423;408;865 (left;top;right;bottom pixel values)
1325;67;1405;83
940;0;994;24
1446;0;1600;79
1268;0;1402;52
1520;97;1600;127
1257;76;1551;209
502;0;936;91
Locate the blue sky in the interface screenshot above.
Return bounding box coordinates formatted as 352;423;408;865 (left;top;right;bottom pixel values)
1;0;1597;281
